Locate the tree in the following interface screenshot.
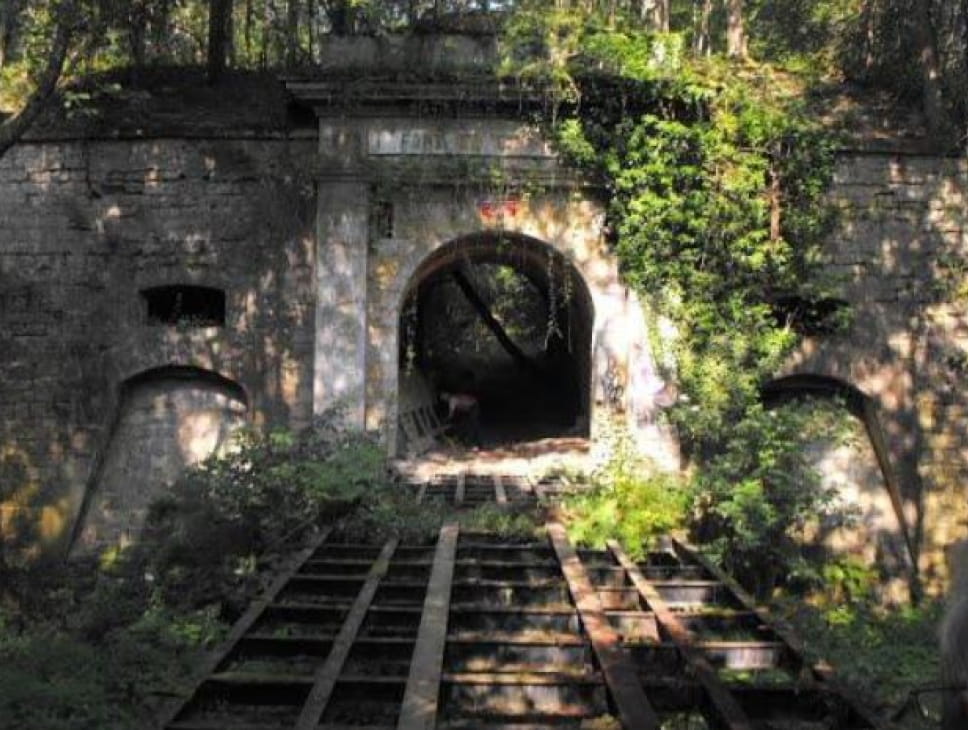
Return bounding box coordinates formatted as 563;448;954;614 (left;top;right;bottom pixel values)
207;0;233;82
0;1;75;160
0;0;25;68
911;0;949;136
725;0;747;58
693;0;712;55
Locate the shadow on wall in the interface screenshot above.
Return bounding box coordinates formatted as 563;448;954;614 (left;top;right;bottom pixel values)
783;153;968;596
763;374;916;601
68;366;248;556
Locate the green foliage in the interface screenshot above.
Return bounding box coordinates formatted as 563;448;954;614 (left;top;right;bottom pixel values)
779;597;943;722
460;503;541;540
138;416;386;608
0;585;210;730
549;59;838;445
339;480;449;543
562;431;688;557
688;401;855;599
508;17;848;596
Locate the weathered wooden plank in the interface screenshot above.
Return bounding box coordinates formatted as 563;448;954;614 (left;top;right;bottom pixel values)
547;523;661;730
159;528;332;728
295;538;400;730
608;540;753;730
397;521;459;730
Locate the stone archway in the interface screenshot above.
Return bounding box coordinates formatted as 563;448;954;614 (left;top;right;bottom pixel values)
762;374;915;599
395;233;595;451
72;366;248;553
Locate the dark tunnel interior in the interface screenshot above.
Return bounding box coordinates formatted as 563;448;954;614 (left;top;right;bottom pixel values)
398;235;593;448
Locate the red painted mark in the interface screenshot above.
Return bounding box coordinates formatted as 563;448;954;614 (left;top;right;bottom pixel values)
478;199;521;222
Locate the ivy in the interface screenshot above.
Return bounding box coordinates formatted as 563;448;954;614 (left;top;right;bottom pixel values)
502;11;847;596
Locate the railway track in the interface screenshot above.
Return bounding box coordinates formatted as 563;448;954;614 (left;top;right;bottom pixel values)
159;472;891;730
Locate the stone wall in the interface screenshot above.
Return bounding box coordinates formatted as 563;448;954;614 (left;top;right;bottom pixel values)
74;370;247;551
1;124;966;594
0;136;317;558
785;152;968;590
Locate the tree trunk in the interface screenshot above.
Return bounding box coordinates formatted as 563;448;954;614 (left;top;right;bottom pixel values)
261;0;271;66
725;0;747;59
768;155;781;242
0;0;24;68
0;1;74;159
129;1;148;68
911;0;949;137
328;0;350;35
693;0;712;55
286;0;298;66
641;0;669;31
656;0;669;32
207;0;233;83
307;0;315;62
451;270;543;376
858;0;877;76
243;0;252;62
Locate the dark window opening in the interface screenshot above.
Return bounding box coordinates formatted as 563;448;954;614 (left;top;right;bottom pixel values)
772;296;849;336
142;285;226;327
372;200;394;239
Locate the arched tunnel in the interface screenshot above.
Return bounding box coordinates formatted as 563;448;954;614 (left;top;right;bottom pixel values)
398;233;594;448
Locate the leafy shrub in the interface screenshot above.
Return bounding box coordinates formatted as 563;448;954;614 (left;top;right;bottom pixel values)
339;480;450;544
461;503;541;540
778;597;943;723
687;401;853;599
561;431;688;557
138;417;387;608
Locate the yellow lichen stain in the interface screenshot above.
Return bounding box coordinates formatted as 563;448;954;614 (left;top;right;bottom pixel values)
39;504;66;542
374;259;400;287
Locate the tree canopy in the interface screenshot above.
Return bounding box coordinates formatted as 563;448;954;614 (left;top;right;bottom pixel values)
1;1;966;142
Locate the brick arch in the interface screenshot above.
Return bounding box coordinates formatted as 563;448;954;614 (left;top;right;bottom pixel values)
398;231;596;312
761;373;916;577
69;365;248;554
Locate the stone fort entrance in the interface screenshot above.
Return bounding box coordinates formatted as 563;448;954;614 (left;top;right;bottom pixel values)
287;67;679;466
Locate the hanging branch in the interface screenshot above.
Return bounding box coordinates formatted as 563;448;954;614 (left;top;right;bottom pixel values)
450;269;543;376
0;0;76;160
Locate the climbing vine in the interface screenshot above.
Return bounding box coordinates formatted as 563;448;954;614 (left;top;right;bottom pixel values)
503;12;837;427
501;8;846;595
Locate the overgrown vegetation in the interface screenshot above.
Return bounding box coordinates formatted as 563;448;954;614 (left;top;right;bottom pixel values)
779;597;944;727
0;415;436;728
0;413;558;727
560;431;688;557
500;10;852;600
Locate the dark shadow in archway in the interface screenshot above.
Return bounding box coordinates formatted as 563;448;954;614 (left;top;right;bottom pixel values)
762;374;917;575
398;233;594;450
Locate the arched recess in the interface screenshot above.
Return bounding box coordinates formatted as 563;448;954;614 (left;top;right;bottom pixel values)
761;374;916;586
396;232;595;451
71;366;248;554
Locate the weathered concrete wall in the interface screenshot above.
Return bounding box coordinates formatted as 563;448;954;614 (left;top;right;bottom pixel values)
0;137;317;557
785;153;968;590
